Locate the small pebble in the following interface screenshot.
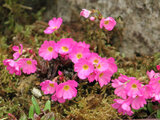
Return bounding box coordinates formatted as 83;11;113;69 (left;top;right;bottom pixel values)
32;87;42;98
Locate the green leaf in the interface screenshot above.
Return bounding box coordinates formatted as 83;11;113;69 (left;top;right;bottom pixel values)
19;112;27;120
147;102;153;113
44;100;51;112
132;106;147;113
31;96;40;115
50;117;55;120
157;109;160;118
29;105;34;119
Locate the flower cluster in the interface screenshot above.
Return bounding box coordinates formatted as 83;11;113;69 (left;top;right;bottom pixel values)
3;44;37;75
112;70;160;116
40;79;78;103
80;9;116;31
37;16;117;103
39;38;117;88
4;15;117;104
38;37;117;102
3;8;160;117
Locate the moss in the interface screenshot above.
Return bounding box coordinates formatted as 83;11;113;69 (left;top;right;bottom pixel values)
0;3;160;119
60;94;121;120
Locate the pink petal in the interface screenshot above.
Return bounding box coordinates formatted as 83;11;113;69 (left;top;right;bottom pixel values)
44;27;54;34
13;52;20;60
12;46;19;51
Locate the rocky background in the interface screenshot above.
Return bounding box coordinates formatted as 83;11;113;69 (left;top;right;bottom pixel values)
26;0;160;57
1;1;160;119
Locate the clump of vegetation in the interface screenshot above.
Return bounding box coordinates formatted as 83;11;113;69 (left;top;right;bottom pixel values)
1;2;160;120
63;94;120;120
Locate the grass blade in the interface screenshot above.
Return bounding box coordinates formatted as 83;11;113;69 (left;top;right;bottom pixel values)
31;96;40;115
44;100;51;112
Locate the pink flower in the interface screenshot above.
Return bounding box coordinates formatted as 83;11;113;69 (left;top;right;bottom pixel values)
95;58;108;72
112;80;127;99
39;41;58;61
3;59;21;75
126;79;143;98
29;49;33;54
58;70;63;76
55;38;76;55
142;85;154;99
100;17;116;31
115;86;127;99
112;74;136;99
119;74;136;83
149;77;160;94
69;46;90;63
44;17;63;34
152;93;160;101
147;70;160;79
112;97;146;114
56;80;78;100
67;80;78;87
96;57;117;73
80;9;91;18
112;74;134;88
74;58;94;79
112;99;133;116
112;75;138;99
76;41;90;49
90;16;95;21
88;71;96;83
129;96;147;110
87;53;101;66
51;94;66;103
157;65;160;70
12;44;23;60
106;57;118;73
18;58;37;74
95;71;112;87
40;80;57;94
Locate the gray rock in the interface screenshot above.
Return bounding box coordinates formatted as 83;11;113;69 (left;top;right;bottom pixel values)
49;0;160;57
32;87;42;98
22;0;158;57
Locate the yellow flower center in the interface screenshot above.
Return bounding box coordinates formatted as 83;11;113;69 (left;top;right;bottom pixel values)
97;64;101;69
76;53;82;59
104;20;109;25
63;85;70;91
61;46;69;52
26;60;32;65
18;50;21;54
48;47;53;52
99;73;104;78
159;80;160;84
132;84;137;89
83;64;89;70
49;83;54;87
52;26;57;29
93;59;99;64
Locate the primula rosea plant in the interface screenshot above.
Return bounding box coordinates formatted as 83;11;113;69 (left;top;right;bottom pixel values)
111;70;160;116
3;9;160;117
